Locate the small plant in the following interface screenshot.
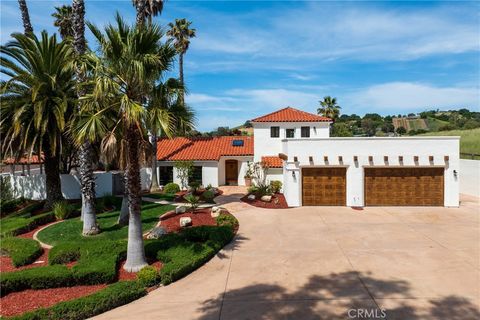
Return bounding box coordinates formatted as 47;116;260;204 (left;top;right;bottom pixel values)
188;181;201;194
270;180;283;193
137;266;160;287
205;184;213;191
184;194;200;213
174;160;194;190
247;185;259;194
202;189;215;203
164;182;180;194
216;213;238;228
52;201;74;220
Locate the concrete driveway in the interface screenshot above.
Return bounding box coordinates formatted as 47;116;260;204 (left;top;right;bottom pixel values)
94;193;480;320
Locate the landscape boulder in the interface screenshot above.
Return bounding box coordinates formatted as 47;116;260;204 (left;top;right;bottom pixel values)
180;217;192;227
247;194;256;200
260;195;272;202
176;206;187;214
146;226;168;239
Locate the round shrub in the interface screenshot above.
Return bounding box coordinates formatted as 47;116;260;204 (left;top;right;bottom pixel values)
202;189;215;203
270;180;283;193
137;266;160;287
164;183;180;194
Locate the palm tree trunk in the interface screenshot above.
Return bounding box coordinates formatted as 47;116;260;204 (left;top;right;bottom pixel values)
118;171;129;225
73;0;99;235
123;124;148;272
17;0;33;34
179;52;184;105
43;144;64;209
135;0;146;27
149;133;160;191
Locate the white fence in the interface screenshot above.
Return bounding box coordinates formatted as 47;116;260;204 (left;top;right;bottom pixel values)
459;159;480;198
6;168;153;200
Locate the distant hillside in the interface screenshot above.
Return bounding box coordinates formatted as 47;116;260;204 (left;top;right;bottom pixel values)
418;128;480;159
392;117;428;131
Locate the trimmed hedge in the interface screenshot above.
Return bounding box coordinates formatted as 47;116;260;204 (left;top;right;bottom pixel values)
8;281;146;320
1;211;55;237
1;237;43;267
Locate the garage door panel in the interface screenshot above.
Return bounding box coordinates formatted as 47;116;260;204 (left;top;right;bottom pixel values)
365;168;444;206
302;168;346;206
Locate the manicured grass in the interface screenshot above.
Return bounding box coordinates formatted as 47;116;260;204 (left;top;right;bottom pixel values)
1;211;55;238
418;128;480;159
144;193;176;201
37;200;174;246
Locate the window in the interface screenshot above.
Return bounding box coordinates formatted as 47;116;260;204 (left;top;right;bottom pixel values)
286;129;295;138
301;126;310;138
232;139;244;146
189;166;202;184
270;126;280;138
159;166;173;186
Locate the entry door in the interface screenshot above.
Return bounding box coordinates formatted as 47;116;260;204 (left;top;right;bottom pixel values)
225;160;238;185
364;167;444;206
302;168;346;206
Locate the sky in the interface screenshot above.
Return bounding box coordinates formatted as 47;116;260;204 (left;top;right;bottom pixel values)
1;0;479;131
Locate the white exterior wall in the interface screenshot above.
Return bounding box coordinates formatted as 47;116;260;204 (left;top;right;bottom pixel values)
218;156;253;186
8;172;113;200
157;161;219;188
282;137;460;207
459;159;480;198
252;122;330;161
266;168;284;191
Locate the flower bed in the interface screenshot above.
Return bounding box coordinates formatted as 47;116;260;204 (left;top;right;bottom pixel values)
159;208;217;233
241;193;289;209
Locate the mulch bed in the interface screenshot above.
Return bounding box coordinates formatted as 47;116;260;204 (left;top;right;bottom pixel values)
0;284;108;317
0;248;49;273
241;193;289;209
159;208;217;233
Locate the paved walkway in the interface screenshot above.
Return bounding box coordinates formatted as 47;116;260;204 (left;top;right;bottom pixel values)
94;192;480;320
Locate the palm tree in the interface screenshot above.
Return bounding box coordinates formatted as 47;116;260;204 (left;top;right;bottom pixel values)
79;15;176;271
317;96;341;120
166;18;196;102
52;5;74;40
17;0;33;34
72;0;99;235
147;78;195;191
1;32;75;208
132;0;165;25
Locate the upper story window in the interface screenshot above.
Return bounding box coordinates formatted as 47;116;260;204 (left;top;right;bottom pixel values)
286;128;295;138
270;126;280;138
301;126;310;138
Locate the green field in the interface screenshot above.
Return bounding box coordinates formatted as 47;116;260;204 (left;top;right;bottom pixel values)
418;128;480;159
425;117;450;131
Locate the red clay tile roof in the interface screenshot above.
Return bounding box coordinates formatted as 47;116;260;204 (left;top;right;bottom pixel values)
157;136;253;161
251;107;331;123
3;155;43;164
261;156;283;168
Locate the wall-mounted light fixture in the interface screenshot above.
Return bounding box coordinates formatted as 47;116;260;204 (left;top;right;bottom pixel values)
414;156;419;162
444;155;449;162
293;156;298;162
453;170;458;178
309;156;313;163
292;171;296;178
353;156;358;162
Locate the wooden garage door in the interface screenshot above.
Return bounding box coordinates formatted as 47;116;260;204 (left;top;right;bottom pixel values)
302;168;346;206
365;168;444;206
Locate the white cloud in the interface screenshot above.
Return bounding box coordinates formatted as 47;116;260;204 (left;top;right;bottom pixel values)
346;82;480;112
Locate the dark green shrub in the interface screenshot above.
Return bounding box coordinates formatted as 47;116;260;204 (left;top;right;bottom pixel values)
137;265;160;287
1;237;43;267
188;181;201;193
164;182;180;194
48;243;81;265
1;211;55;237
9;281;146;320
202;189;215;203
102;193;117;208
52;201;74;220
216;213;238;229
270;180;283;193
184;194;199;212
1;265;73;296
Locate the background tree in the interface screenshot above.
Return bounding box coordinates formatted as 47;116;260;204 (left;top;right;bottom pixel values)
80;16;176;271
167;18;196;103
1;32;75;208
17;0;33;34
396;126;407;135
52;5;74;39
317;96;341;120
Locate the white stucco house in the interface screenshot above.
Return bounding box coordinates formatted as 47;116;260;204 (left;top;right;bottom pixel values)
156;107;460;207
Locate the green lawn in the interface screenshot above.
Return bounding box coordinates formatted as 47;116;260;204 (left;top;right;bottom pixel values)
37;200;174;246
144;192;176;201
418;128;480;159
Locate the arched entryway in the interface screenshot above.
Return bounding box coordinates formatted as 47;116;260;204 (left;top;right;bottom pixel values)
225;160;238;185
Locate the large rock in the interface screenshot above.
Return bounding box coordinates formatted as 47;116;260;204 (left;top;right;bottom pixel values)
260;195;272;202
176;206;187;214
211;210;220;218
180;217;192;227
146;226;168;239
247;194;256;200
212;206;220;213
